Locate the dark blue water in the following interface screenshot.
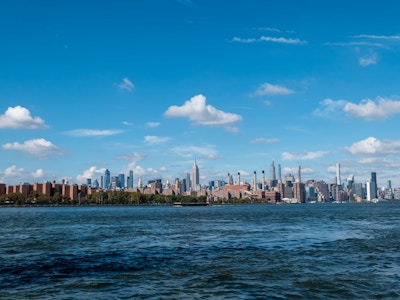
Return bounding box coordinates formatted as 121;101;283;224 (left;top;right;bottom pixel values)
1;203;399;299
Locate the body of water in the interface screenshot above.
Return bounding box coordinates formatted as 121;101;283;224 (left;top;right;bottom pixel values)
1;203;399;299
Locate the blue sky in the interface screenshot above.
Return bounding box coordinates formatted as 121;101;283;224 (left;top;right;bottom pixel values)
2;0;400;188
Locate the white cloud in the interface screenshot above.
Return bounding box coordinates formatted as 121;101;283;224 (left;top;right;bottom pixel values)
117;152;147;172
32;169;45;178
324;41;386;48
64;129;124;136
146;122;160;128
313;98;347;118
118;77;134;91
0;106;47;129
0;165;47;185
344;97;400;120
250;137;279;144
281;150;329;161
353;34;400;40
76;166;106;184
144;135;170;144
170;145;219;160
232;36;306;45
164;94;242;127
2;138;62;159
346;137;400;156
359;54;377;66
122;121;133;126
254;83;294;96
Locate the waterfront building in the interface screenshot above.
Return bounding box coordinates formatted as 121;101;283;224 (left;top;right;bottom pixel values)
294;182;305;203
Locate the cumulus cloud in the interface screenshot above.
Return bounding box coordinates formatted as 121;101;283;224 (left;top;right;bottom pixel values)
254;83;294;96
232;36;306;45
76;166;106;184
117;152;147;171
359;54;377;66
0;165;47;185
122;121;133;126
250;137;279;144
144;135;170;144
281;150;329;161
344;97;400;120
64;129;124;136
118;77;134;91
164;94;242;127
0;106;47;129
146;122;160;128
170;145;219;160
346;137;400;156
313;98;347;118
2;138;62;159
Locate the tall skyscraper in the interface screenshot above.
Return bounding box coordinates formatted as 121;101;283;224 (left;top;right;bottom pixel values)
269;160;276;180
191;159;199;191
118;174;125;188
185;173;191;192
297;165;302;183
127;170;134;189
336;163;341;185
138;176;143;188
278;164;282;182
370;172;377;199
104;169;111;189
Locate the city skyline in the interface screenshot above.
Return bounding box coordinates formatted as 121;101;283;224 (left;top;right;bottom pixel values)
2;1;400;186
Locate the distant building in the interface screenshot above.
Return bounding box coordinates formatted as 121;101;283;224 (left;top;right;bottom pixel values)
191;159;199;191
104;169;111;189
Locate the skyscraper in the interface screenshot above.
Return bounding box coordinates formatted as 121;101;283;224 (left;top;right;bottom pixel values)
127;170;134;189
191;159;199;191
336;163;341;185
278;164;282;182
370;172;377;199
297;165;302;183
185;173;191;192
104;169;111;189
269;160;276;180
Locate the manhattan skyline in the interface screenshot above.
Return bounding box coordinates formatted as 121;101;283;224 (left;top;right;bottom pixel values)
2;1;400;187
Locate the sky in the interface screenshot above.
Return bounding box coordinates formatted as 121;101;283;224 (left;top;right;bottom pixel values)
2;0;400;188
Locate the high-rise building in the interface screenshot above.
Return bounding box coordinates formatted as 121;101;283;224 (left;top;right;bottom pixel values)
185;173;191;191
118;174;125;188
277;164;282;182
191;159;199;191
269;160;276;180
370;172;377;199
297;166;302;183
336;163;341;185
127;170;134;189
104;169;111;189
138;176;143;188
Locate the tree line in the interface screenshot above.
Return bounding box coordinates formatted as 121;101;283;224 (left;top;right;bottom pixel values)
0;190;257;206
